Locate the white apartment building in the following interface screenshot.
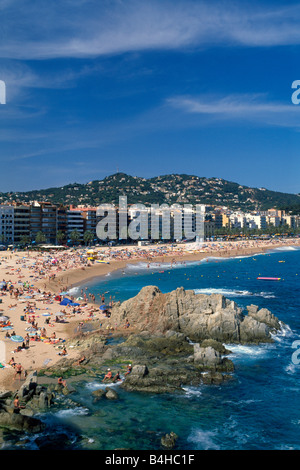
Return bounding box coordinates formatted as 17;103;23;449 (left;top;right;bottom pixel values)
228;212;268;230
248;215;267;230
267;216;281;227
282;215;297;228
229;213;246;229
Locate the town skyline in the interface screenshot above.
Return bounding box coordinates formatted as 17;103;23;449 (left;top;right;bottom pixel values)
0;195;298;248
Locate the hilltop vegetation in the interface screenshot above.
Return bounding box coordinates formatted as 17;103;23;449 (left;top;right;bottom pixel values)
0;173;299;211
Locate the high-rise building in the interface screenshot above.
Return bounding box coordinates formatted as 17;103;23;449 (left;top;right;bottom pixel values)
30;202;58;244
13;205;31;243
80;207;98;234
67;209;84;241
0;206;14;244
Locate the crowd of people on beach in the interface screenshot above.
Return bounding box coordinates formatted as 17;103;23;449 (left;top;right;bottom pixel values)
92;237;300;263
0;245;138;389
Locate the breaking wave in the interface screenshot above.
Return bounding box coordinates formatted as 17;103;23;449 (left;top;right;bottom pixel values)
271;246;300;252
66;286;81;296
194;287;275;299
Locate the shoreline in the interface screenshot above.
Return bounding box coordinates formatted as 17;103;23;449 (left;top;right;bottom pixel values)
0;238;299;392
46;240;300;295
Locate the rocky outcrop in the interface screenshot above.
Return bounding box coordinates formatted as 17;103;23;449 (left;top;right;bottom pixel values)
33;287;283;397
92;388;106;402
41;331;232;394
161;432;178;449
110;286;282;343
112;333;235;393
105;388;119;400
193;344;223;368
91;387;119;401
121;365;198;394
247;304;281;330
0;408;44;433
0;370;78;434
130;365;149;377
0;372;46;433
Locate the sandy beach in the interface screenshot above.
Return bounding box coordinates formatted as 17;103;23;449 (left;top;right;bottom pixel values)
0;237;299;392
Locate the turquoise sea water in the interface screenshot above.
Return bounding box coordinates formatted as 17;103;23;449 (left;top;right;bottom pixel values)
5;246;300;450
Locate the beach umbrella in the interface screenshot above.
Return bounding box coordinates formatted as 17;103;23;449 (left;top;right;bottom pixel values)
0;316;9;322
60;298;72;306
42;313;51;317
100;305;110;311
26;327;39;333
56;312;66;316
11;335;24;342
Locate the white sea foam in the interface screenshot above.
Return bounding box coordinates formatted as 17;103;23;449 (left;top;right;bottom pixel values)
85;379;123;391
232;252;265;259
194;287;275;299
285;362;298;375
181;386;202;397
187;428;219;450
271;246;300;252
125;260;200;271
271;322;294;342
124;255;243;273
224;398;261;407
54;407;90;418
224;343;271;359
66;287;80;296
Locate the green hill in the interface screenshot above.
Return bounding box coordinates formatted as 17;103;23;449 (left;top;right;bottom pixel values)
0;173;299;212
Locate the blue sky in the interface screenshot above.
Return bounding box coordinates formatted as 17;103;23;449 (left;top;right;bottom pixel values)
0;0;300;194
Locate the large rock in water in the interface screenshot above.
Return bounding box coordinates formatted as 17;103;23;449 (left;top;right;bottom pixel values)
110;286;281;343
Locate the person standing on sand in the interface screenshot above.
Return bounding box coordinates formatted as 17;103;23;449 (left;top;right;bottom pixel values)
14;363;23;381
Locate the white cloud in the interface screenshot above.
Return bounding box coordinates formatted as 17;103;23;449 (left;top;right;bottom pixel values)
1;1;300;60
166;93;300;128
